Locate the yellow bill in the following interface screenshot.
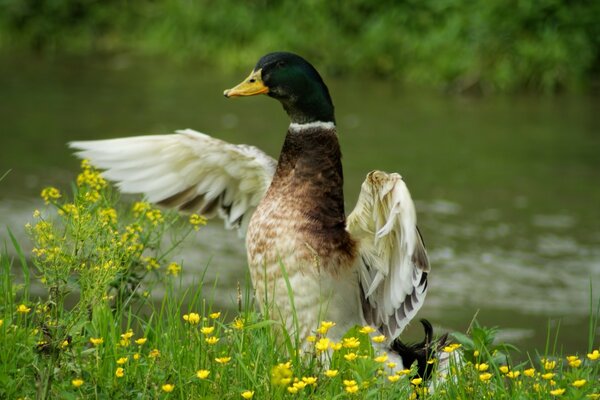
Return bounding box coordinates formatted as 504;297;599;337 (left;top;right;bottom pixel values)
224;69;269;97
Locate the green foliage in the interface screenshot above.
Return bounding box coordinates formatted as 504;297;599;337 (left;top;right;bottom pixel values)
0;164;599;398
1;0;599;92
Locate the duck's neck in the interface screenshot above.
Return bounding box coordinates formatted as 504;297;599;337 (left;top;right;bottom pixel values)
272;123;346;230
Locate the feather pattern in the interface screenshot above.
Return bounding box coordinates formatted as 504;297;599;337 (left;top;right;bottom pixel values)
69;129;276;232
347;170;430;340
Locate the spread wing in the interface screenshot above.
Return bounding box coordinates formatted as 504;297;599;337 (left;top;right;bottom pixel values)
70;129;277;233
347;171;430;340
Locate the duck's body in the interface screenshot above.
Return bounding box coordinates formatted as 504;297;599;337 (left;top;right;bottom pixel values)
70;52;430;356
247;122;359;340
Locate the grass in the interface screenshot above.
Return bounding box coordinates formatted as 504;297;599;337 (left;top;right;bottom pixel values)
0;161;599;399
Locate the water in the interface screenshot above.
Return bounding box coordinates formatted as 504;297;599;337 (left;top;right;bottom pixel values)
1;55;599;356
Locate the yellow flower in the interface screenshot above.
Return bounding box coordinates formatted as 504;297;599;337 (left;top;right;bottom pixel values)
499;365;510;374
287;386;298;394
359;325;376;334
388;375;400;383
473;350;480;357
524;368;535;377
330;342;342;351
232;318;245;330
544;359;557;370
586;394;600;399
396;369;411;376
302;376;317;386
343;337;360;348
325;369;338;378
317;321;336;335
117;357;128;365
201;326;215;335
0;319;3;328
189;214;207;230
209;312;221;319
162;384;175;393
89;337;104;346
587;350;600;361
344;352;358;361
149;348;160;358
542;372;555;380
476;363;489;372
197;369;210;379
479;373;493;382
410;378;423;386
205;336;219;345
343;379;357;386
135;337;147;345
166;262;181;276
315;337;331;352
72;378;84;388
184;313;201;325
443;343;461;353
271;362;293;385
16;304;31;314
241;391;254;399
572;379;586;388
569;358;582;367
41;187;61;204
133;353;141;361
506;371;520;379
306;335;316;343
374;353;388;363
145;209;164;226
115;367;124;378
215;356;231;364
293;381;307;390
550;388;565;396
372;335;386;343
387;362;397;369
345;384;359;394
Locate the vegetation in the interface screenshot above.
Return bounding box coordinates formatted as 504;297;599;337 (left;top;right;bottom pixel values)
1;0;599;93
0;162;599;399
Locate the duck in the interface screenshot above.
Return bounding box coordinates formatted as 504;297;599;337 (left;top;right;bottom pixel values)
70;51;430;360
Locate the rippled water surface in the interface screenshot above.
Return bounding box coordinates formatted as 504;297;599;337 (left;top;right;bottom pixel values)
1;56;599;355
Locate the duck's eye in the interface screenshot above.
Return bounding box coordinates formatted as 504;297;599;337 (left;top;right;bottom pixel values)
276;60;286;68
248;78;256;83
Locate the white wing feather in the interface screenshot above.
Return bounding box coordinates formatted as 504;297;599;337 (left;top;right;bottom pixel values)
69;129;276;233
347;171;430;340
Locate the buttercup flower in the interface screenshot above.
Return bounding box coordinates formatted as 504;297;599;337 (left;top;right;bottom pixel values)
209;312;221;319
343;337;360;348
215;356;231;364
135;337;147;345
117;357;128;365
184;313;201;325
572;379;586;388
16;304;31;314
162;384;174;393
388;375;400;382
115;367;124;378
479;373;492;382
550;388;565;396
344;352;358;361
201;326;215;335
372;335;386;343
359;325;375;334
315;338;331;352
324;369;338;378
72;378;84;388
205;336;219;345
524;368;536;377
197;369;210;379
587;350;599;361
317;321;336;334
90;337;104;346
241;391;254;399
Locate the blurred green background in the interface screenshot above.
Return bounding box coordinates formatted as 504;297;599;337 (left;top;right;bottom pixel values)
1;1;599;355
1;0;600;93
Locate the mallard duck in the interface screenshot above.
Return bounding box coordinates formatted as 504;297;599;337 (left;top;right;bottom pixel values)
70;52;430;359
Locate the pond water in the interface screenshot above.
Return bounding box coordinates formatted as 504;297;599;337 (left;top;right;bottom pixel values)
1;55;599;356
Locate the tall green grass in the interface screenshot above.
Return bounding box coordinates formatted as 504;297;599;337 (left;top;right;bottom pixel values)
0;162;598;399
